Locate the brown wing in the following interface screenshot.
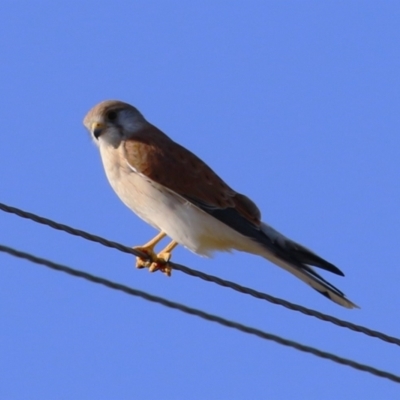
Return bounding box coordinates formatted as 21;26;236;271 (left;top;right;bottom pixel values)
122;124;262;227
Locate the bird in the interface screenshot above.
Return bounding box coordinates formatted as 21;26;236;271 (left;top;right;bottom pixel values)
83;100;357;309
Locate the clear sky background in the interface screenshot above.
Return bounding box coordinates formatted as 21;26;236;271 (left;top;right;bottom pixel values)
0;1;399;399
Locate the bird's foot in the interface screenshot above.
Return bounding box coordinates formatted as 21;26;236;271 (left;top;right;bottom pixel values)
148;251;173;277
133;246;172;277
133;246;156;269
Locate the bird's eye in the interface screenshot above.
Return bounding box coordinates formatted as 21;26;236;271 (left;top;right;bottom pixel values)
106;111;118;121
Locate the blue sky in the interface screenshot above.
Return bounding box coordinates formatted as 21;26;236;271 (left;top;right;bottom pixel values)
1;1;400;399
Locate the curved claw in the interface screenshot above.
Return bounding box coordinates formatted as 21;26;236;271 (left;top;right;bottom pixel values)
148;251;173;276
133;238;177;277
133;247;156;269
133;232;167;269
133;248;172;276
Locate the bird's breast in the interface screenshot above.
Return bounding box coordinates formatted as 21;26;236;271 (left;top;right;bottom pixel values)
97;143;261;256
99;144;168;229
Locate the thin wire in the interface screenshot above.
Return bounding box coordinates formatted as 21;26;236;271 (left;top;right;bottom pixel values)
1;243;399;384
0;202;399;348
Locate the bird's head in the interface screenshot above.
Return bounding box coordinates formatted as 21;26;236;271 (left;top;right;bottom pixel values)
83;100;148;148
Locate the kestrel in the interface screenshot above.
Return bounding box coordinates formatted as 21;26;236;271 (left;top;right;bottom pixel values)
83;100;357;308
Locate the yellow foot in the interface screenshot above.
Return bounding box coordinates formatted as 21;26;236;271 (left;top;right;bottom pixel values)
133;247;172;277
133;246;157;269
148;251;173;277
132;231;167;269
133;237;177;277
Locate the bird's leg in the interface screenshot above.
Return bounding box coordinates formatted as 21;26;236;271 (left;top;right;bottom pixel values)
133;231;166;269
148;240;178;277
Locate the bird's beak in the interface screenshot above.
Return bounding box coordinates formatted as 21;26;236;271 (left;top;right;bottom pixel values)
91;122;106;140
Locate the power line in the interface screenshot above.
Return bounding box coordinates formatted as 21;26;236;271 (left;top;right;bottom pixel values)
0;202;399;347
1;242;399;384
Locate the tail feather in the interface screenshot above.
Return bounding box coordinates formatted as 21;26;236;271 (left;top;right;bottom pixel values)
273;257;358;308
260;223;358;309
284;241;344;276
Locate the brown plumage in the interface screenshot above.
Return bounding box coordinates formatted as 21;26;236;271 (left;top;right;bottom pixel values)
123;125;262;227
83;99;357;308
